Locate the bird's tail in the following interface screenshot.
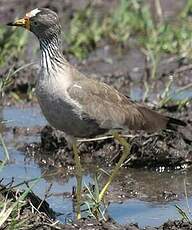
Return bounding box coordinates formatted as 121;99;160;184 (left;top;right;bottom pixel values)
137;106;186;132
166;117;187;130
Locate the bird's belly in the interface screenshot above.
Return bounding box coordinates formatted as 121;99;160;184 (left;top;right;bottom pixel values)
36;81;104;138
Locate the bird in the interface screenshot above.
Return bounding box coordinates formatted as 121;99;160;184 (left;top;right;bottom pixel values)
7;8;186;219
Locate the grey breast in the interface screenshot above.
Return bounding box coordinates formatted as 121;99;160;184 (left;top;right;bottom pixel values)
35;68;107;138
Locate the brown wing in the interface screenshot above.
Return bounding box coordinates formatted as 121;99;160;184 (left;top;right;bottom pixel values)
67;78;169;132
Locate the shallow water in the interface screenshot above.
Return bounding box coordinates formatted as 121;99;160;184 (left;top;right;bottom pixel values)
110;199;182;227
0;102;192;228
1;146;191;228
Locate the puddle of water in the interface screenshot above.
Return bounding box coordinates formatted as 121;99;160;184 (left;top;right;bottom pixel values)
170;88;192;101
2;105;46;128
0;147;73;220
109;199;183;228
0;105;191;228
0;146;94;222
129;84;192;103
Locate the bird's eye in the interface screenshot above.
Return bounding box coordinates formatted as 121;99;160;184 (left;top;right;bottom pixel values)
33;21;38;26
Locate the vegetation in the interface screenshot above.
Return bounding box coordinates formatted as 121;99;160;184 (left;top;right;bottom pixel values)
0;186;32;229
0;135;58;229
82;171;108;221
65;3;103;59
0;26;28;66
64;0;192;106
0;179;42;229
1;0;192;69
0;26;28;102
65;0;192;61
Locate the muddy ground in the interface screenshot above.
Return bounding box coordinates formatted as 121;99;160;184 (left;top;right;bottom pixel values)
0;0;192;229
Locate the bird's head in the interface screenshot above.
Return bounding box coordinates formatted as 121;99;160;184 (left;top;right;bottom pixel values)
7;8;61;40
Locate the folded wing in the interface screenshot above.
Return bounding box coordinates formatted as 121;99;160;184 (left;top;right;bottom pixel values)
67;78;186;132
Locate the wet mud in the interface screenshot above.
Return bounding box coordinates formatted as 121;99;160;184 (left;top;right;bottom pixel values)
24;120;192;170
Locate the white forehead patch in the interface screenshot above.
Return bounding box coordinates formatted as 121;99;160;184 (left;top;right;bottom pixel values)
26;8;41;18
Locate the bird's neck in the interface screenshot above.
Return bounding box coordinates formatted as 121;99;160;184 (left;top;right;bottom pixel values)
39;35;68;74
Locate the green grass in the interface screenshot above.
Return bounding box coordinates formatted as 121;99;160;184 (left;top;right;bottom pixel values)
113;0;192;67
0;26;28;66
0;135;41;229
0;178;41;229
106;0;154;44
63;0;192;108
0;26;29;101
0;135;25;228
82;171;108;221
64;3;103;59
0;135;42;229
1;1;192;76
65;0;192;63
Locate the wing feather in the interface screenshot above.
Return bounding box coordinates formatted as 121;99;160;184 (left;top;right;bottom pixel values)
67;78;168;132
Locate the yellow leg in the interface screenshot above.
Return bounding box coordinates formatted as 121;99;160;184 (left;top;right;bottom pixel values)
72;143;82;219
99;132;131;202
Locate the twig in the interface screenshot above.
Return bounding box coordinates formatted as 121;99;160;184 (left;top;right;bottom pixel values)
122;155;135;166
78;134;138;142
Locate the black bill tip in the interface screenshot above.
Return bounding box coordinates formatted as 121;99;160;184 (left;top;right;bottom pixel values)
7;22;14;26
